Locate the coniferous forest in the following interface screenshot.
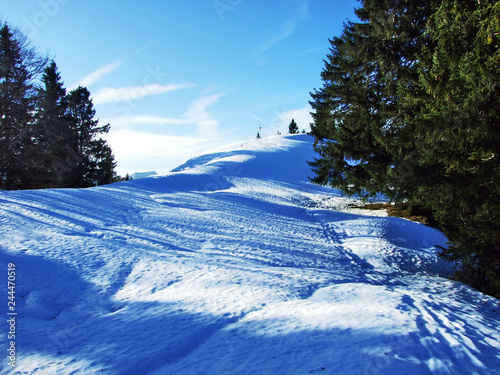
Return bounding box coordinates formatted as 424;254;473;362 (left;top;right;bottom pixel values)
0;22;119;191
309;0;500;297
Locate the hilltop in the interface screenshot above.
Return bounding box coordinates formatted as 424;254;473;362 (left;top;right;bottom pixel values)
0;134;499;374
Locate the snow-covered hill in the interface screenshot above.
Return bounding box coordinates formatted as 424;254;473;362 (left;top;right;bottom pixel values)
1;134;499;374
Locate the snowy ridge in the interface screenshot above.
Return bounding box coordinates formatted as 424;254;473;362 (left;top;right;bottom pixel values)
1;134;499;374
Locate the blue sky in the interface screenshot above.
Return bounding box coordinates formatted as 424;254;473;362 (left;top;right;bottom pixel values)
1;0;359;175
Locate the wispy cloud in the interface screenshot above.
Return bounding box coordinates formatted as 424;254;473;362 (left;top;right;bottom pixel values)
184;93;225;133
250;114;268;125
253;1;310;61
77;59;125;88
104;129;208;174
104;92;225;134
103;93;226;174
92;83;195;105
73;44;152;89
253;19;299;56
103;115;189;126
296;47;324;56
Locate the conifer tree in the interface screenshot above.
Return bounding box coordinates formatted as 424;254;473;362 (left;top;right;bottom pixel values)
309;0;437;199
309;0;500;297
66;86;116;187
92;140;118;185
0;23;47;190
36;60;76;187
414;0;500;296
288;118;299;134
0;21;119;190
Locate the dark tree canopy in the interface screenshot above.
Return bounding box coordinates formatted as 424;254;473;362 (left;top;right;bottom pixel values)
0;21;119;190
309;0;500;297
288;118;299;134
66;86;117;187
0;23;47;190
36;60;72;187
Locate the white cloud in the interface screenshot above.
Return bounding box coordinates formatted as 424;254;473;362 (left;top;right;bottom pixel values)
73;44;152;89
92;83;195;105
102;92;227;174
250;114;268;125
275;106;313;134
103;93;225;133
102;115;189;127
76;59;125;89
184;93;225;135
249;105;313;137
104;129;208;175
296;47;324;56
253;1;310;61
253;19;298;56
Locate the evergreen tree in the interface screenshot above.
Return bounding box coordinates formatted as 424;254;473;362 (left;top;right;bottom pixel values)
36;60;77;187
0;23;47;190
309;18;395;198
309;0;437;199
309;0;500;297
414;0;500;296
92;140;118;185
66;86;117;187
0;22;119;190
288;118;299;134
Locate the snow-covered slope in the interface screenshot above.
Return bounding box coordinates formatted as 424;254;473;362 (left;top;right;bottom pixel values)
1;134;499;374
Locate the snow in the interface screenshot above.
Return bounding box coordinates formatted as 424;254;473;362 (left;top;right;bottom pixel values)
1;134;499;374
130;171;158;180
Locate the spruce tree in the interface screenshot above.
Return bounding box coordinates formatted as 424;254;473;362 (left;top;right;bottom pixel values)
309;18;395;198
92;140;118;185
309;0;500;297
309;0;438;200
0;23;47;190
36;60;76;187
414;0;500;296
0;22;119;190
66;86;117;187
288;118;299;134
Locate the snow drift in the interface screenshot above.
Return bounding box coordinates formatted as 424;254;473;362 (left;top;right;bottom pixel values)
0;134;499;374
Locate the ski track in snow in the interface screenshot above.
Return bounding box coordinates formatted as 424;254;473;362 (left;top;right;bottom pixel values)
0;134;499;375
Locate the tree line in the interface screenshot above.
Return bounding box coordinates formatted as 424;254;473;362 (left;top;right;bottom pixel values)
0;21;119;190
309;0;499;297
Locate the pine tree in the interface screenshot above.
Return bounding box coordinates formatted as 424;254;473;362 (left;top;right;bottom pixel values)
288;118;299;134
0;23;47;190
